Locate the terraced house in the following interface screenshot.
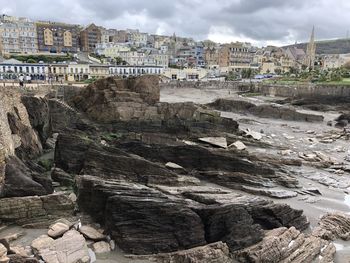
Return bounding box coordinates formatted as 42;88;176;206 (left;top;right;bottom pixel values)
36;21;79;53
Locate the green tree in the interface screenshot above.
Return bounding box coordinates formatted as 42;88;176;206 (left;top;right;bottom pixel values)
26;58;37;63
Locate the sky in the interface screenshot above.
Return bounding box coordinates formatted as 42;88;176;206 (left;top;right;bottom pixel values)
1;0;350;47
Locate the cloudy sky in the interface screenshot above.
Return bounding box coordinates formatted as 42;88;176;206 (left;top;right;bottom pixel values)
1;0;350;46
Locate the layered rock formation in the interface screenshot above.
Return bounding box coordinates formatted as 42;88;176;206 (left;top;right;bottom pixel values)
131;242;232;263
0;193;74;226
70;76;238;136
234;227;335;263
234;212;350;263
76;175;308;255
21;96;52;146
0;88;49;198
2;77;338;262
45;76;311;259
208;98;324;122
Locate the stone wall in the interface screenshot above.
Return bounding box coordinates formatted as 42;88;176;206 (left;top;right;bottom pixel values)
161;81;350;99
253;83;350;98
160;81;251;91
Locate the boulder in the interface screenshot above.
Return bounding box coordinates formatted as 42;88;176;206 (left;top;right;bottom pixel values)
48;222;70;238
9;246;32;257
92;241;111;254
35;230;90;263
229;141;246;151
79;226;105;241
31;235;54;254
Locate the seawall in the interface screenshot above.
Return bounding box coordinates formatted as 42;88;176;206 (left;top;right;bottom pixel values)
253;83;350;98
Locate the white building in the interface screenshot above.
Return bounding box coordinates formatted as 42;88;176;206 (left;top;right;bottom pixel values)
109;65;164;76
0;58;47;80
95;42;131;57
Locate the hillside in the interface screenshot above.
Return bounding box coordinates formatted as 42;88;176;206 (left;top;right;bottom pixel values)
284;38;350;54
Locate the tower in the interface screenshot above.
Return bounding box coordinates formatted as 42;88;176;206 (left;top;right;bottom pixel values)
305;26;316;70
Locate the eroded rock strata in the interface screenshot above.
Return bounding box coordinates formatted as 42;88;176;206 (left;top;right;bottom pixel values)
1;77;350;262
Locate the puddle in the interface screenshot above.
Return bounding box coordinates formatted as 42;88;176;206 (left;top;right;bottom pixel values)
334;242;345;251
344;195;350;210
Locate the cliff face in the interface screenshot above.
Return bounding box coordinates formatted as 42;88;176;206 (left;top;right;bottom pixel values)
0;88;43;197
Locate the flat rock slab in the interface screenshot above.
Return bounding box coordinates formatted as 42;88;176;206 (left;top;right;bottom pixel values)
199;137;227;148
242;186;298;199
79;226;105;241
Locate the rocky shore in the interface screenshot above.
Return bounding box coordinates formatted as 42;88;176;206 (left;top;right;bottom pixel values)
1;77;350;262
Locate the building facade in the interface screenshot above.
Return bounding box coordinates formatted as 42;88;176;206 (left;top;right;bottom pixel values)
219;42;254;71
80;23;102;53
109;65;164;76
0;58;47;80
36;21;80;53
95;43;131;57
0;15;38;54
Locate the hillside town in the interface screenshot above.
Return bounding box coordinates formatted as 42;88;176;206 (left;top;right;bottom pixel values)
1;14;349;83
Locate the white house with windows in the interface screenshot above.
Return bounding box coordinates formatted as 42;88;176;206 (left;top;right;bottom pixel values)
109;65;164;76
0;58;47;80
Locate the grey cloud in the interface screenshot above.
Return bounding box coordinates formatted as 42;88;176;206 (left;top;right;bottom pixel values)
1;0;350;46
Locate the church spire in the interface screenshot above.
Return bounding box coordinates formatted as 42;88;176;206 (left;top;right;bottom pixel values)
305;26;316;70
